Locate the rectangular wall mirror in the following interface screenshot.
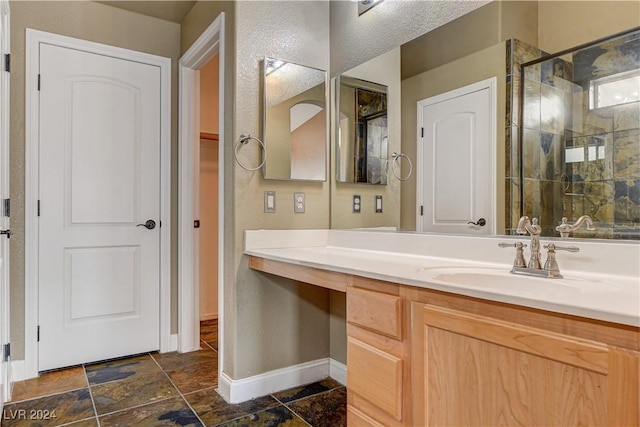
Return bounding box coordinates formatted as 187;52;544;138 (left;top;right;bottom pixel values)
335;75;389;184
263;57;327;181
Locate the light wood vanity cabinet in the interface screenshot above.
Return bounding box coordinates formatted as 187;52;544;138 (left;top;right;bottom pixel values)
346;277;412;427
248;257;639;426
410;301;639;426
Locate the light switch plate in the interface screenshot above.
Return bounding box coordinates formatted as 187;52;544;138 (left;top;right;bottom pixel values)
353;195;361;213
375;195;383;213
294;192;305;213
264;191;276;213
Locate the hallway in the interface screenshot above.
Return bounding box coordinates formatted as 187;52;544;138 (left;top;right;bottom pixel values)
1;321;346;426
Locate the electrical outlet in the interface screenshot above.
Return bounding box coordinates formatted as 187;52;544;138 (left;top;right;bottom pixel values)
375;195;383;213
353;195;361;213
264;191;276;213
294;192;305;213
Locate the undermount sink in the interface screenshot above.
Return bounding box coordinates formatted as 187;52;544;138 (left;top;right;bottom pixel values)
414;266;621;294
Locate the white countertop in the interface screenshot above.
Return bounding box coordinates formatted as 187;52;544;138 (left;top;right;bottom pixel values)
245;229;640;327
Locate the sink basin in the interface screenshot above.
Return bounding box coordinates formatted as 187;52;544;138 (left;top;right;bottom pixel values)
414;266;621;294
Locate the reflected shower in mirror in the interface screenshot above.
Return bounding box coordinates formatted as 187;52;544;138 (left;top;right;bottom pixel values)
520;29;640;240
263;57;327;181
336;76;389;184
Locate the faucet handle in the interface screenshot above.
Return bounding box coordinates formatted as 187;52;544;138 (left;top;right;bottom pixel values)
544;243;579;253
498;242;527;248
499;241;527;268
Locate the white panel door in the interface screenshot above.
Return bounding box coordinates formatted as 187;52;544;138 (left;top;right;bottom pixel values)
38;43;161;371
418;80;495;234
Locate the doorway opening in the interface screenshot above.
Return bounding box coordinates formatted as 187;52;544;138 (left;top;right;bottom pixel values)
178;13;225;381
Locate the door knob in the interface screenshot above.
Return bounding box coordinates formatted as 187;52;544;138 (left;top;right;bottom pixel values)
467;218;486;227
136;220;156;230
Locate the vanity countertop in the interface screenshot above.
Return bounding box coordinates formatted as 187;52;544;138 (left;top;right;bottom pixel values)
245;229;640;327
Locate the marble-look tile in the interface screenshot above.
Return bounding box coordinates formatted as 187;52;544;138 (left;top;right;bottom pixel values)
613;128;640;180
153;349;218;372
522;129;540;179
200;320;218;351
215;405;308;427
185;389;279;426
614;102;640;131
512;39;543;76
580;105;614;137
510;178;522;230
539;132;562;181
10;366;87;403
2;389;94;427
164;359;218;394
286;387;347;427
91;371;179;415
85;354;162;386
523;79;541;130
505;75;512;128
272;379;342;404
98;397;203;426
584;180;615;225
59;417;99;426
540;84;565;135
523;178;541;220
541;57;573;88
509;74;521;128
540;180;563;232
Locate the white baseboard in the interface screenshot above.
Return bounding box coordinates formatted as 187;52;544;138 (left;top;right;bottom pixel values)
218;358;334;404
199;314;218;321
169;334;178;352
10;360;31;382
330;359;347;386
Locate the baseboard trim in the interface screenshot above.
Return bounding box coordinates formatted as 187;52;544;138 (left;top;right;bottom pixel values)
169;334;178;352
10;360;30;382
329;359;347;386
218;358;333;404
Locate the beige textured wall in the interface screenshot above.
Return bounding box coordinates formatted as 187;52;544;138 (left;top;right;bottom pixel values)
9;0;180;360
199;56;219;320
231;0;331;379
329;0;491;76
330;47;401;230
400;43;507;232
538;1;640;54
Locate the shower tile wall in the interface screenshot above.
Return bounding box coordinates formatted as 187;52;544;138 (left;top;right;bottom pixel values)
510;31;640;239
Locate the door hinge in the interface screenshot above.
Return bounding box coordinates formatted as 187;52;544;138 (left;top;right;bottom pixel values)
4;54;9;73
420;205;424;216
3;343;9;362
2;198;9;217
37;74;41;91
37;200;41;216
37;326;40;342
421;127;424;138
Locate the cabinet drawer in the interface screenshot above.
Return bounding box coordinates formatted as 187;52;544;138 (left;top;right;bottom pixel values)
348;337;403;421
348;287;402;339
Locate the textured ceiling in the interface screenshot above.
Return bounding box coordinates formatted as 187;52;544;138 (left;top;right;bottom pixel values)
96;1;197;23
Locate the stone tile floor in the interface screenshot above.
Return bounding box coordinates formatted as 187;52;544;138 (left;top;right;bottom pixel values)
2;320;346;426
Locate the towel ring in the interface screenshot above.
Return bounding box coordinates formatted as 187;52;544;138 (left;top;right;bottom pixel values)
234;134;266;171
391;152;412;181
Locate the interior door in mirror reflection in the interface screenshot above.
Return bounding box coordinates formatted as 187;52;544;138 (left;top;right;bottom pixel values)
336;75;389;184
418;78;496;235
263;57;327;181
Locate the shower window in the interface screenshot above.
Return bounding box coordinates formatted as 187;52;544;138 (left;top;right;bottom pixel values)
589;70;640;109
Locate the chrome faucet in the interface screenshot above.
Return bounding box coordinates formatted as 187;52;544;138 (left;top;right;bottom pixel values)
555;215;595;238
516;216;542;269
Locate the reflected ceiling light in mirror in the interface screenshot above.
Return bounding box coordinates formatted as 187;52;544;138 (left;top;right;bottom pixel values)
358;0;384;16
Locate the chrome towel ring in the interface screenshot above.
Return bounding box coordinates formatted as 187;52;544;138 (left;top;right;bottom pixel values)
391;152;413;181
234;134;266;171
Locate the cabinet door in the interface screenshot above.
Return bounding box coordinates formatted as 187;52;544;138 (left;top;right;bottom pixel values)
411;302;639;426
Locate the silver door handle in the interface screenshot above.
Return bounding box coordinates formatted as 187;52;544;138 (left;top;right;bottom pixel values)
136;220;156;230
